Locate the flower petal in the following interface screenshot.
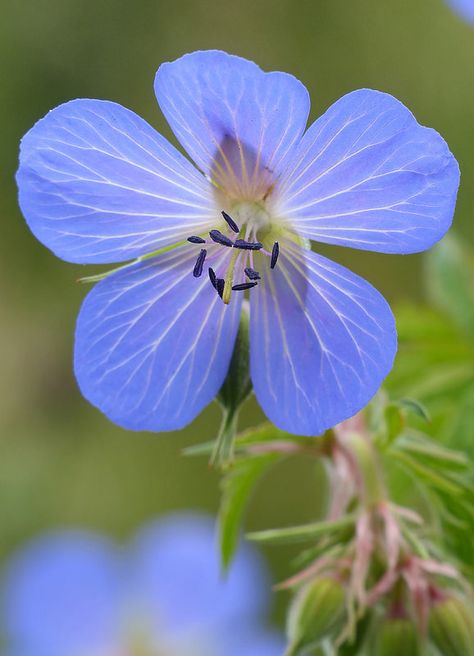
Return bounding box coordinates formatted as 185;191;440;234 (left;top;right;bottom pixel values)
17;99;216;264
445;0;474;23
154;51;310;198
128;513;271;635
250;244;397;435
277;89;459;254
226;630;286;656
3;532;122;656
74;246;242;431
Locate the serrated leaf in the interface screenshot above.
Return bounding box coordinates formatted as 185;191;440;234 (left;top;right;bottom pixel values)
218;451;282;570
247;515;355;545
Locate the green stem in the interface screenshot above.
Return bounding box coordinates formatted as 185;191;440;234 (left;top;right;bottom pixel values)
344;431;385;508
210;409;238;468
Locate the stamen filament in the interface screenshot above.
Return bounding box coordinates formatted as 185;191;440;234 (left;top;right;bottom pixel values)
222;246;241;304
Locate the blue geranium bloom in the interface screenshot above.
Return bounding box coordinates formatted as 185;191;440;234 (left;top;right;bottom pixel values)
445;0;474;23
1;513;283;656
17;51;459;435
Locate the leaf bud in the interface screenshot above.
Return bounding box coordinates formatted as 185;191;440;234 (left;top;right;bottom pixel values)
429;593;474;656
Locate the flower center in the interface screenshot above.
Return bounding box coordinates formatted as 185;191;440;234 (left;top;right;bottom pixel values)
186;205;280;305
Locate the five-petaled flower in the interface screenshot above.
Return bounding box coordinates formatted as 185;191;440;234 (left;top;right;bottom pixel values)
17;51;460;435
2;513;283;656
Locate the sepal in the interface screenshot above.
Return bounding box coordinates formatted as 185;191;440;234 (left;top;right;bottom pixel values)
429;594;474;656
285;576;346;654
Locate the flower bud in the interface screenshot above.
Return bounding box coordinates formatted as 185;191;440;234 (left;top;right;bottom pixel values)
369;616;420;656
286;576;346;653
429;594;474;656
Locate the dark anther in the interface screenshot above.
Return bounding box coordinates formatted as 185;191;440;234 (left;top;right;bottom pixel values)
208;267;217;289
233;239;263;251
270;241;280;269
193;249;207;278
232;282;258;291
216;278;225;298
209;229;234;247
187;235;206;244
244;267;261;280
221;210;240;233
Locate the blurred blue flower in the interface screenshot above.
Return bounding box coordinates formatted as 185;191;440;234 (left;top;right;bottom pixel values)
445;0;474;23
17;51;460;435
2;513;283;656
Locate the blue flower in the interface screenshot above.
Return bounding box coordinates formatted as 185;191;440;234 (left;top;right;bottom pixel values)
17;51;460;435
445;0;474;23
2;513;283;656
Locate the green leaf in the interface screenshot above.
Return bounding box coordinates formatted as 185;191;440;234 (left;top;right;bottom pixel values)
398;398;431;423
183;421;315;459
247;515;355;545
396;431;469;469
218;451;282;570
425;234;474;339
390;449;466;496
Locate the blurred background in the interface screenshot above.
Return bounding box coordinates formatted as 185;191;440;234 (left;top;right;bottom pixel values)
0;0;473;629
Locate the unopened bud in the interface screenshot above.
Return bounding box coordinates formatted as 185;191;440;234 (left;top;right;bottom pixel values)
286;576;346;653
429;594;474;656
369;615;420;656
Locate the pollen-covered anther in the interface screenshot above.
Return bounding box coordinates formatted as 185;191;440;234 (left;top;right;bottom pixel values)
232;282;258;291
208;267;217;289
216;278;225;298
233;239;263;251
187;235;206;244
193;249;207;277
209;230;234;247
270;241;279;269
244;267;261;280
221;210;240;233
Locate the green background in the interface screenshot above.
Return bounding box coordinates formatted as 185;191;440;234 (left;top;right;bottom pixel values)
0;0;473;627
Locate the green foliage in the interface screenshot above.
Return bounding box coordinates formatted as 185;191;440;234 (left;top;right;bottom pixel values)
387;234;474;454
425;235;474;340
368;617;420;656
429;595;474;656
285;577;347;655
218;450;281;570
247;515;356;546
